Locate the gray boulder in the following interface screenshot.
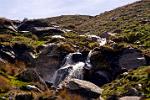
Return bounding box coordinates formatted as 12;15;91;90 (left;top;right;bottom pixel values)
119;48;146;70
66;79;103;98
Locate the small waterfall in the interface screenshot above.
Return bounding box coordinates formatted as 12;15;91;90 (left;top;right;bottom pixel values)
51;52;85;88
85;50;93;70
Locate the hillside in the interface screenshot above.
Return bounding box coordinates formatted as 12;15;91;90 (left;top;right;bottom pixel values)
76;0;150;34
37;0;150;35
0;0;150;100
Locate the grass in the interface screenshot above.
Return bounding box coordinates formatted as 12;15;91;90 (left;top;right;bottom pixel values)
101;66;150;99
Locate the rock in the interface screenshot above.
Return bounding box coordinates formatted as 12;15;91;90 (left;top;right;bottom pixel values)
17;69;48;90
66;79;103;98
107;95;119;100
17;69;41;82
15;94;33;100
88;47;120;85
24;85;42;92
13;43;35;66
0;17;17;32
72;52;84;63
17;19;48;31
13;43;33;54
119;96;143;100
87;35;101;41
119;48;146;70
90;71;111;86
125;87;139;96
0;46;15;63
36;43;75;81
32;27;64;36
51;35;65;39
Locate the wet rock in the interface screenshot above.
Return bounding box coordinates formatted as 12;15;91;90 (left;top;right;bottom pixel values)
15;94;33;100
66;79;103;98
119;96;143;100
36;43;75;81
90;71;111;86
72;52;84;63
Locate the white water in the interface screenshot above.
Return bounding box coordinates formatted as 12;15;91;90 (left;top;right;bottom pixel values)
85;50;93;70
51;52;85;88
86;35;107;46
50;35;107;88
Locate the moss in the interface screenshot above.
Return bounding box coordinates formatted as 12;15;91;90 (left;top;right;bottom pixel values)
0;70;29;91
102;66;150;99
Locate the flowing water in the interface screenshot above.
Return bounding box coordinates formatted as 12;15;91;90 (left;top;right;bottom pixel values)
51;52;85;88
50;36;107;88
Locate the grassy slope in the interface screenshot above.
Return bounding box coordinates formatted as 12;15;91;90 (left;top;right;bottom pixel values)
102;66;150;99
76;0;150;34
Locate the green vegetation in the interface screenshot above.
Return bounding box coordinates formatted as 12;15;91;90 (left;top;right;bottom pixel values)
102;66;150;99
0;32;45;48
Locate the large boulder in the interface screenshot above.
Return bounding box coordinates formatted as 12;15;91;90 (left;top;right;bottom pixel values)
13;43;35;66
66;79;103;98
88;47;146;86
35;43;75;81
119;48;146;70
17;19;48;31
17;69;48;90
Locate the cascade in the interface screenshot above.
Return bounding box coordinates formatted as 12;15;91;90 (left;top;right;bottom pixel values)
51;52;85;88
